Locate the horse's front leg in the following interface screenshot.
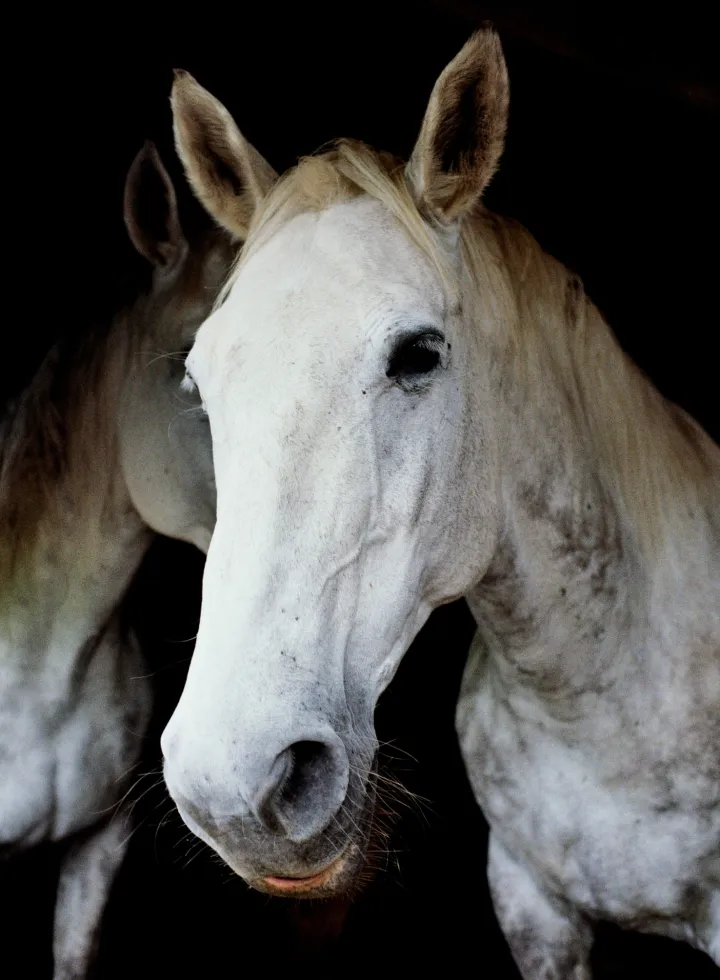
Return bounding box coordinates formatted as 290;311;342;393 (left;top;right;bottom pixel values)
52;817;128;980
488;832;593;980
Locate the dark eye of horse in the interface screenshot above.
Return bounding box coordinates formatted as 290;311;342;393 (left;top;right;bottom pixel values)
386;331;445;385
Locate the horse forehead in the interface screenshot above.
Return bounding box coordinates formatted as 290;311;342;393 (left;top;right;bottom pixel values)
316;197;439;295
238;197;441;317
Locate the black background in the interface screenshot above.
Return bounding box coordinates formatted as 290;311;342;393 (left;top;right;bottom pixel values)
3;2;718;977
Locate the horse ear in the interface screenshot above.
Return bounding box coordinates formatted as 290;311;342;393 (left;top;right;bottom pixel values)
407;27;509;225
123;141;188;271
171;70;278;241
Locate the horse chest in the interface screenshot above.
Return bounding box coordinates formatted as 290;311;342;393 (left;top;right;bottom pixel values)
0;627;150;846
456;638;719;926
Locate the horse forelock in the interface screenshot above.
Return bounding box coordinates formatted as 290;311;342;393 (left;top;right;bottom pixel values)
216;140;459;309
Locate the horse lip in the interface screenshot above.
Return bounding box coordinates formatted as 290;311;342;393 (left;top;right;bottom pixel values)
256;850;349;896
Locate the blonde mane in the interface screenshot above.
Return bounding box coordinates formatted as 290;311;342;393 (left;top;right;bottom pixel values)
221;139;719;558
0;315;135;588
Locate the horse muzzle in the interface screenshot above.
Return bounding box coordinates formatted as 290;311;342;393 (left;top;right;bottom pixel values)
163;723;378;897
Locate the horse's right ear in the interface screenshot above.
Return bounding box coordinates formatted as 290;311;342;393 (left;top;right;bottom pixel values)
171;70;278;241
123;141;188;271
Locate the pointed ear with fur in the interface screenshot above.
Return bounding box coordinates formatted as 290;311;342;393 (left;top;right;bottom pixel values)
407;27;509;225
171;70;278;241
123;141;188;271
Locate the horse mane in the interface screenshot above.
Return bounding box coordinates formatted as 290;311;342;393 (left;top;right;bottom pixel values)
0;312;135;586
224;139;719;559
470;215;719;558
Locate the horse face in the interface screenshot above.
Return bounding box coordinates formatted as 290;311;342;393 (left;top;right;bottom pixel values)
118;142;233;552
161;196;499;893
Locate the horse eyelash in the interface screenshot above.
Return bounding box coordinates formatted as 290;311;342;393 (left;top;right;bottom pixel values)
181;371;197;394
181;369;209;416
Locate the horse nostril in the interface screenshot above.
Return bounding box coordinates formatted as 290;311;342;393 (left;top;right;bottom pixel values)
279;740;331;805
254;739;347;841
253;748;291;834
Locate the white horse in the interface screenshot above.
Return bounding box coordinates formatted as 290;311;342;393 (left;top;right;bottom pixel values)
163;29;719;977
0;142;232;979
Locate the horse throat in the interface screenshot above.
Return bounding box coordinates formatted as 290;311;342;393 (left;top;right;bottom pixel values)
468;413;632;699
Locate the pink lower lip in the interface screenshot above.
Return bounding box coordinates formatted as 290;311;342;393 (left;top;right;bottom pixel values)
261;854;346;894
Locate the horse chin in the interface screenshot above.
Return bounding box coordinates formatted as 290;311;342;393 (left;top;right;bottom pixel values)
249;840;365;899
173;752;385;899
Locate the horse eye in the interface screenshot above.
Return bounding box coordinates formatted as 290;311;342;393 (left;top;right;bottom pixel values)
387;331;445;383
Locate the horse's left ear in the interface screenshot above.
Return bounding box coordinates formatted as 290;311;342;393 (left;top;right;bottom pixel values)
407;27;509;225
123;141;188;271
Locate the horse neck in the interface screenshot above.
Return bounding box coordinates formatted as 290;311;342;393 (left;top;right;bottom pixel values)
466;215;720;695
0;313;152;674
